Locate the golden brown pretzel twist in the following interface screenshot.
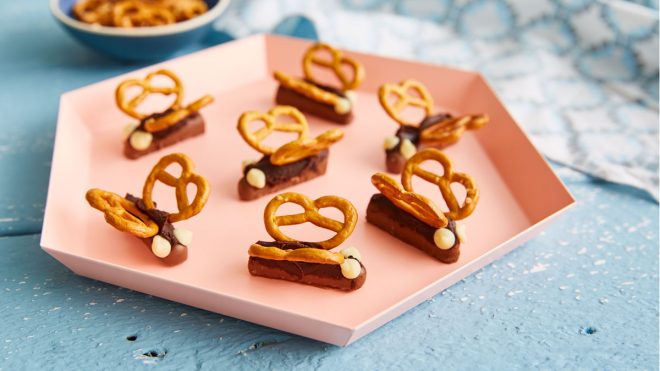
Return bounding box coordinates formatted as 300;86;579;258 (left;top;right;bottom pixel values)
302;43;365;91
237;106;309;156
238;106;343;165
371;173;447;228
402;149;479;221
116;69;183;120
273;71;341;107
378;79;434;127
86;188;159;238
263;192;357;250
142;153;210;223
271;129;344;166
419;114;489;146
248;244;344;265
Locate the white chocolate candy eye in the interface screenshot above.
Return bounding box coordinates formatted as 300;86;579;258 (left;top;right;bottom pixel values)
173;228;193;246
340;258;361;279
241;159;256;172
123;123;139;139
151;235;172;258
129;130;153;151
433;228;456;250
455;223;466;243
334;97;351;114
340;246;362;261
246;168;266;189
345;90;358;105
383;136;400;150
399;138;416;159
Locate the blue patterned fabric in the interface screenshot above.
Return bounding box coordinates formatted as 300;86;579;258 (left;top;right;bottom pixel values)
219;0;659;200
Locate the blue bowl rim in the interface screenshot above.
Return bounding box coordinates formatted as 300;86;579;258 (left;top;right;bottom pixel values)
49;0;231;37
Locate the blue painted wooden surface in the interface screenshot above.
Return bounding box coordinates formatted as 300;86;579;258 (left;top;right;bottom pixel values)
1;2;658;370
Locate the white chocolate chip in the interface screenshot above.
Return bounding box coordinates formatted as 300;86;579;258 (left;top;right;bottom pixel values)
129;130;153;151
151;235;172;258
340;258;361;279
340;246;362;261
122;122;139;139
383;136;400;150
433;228;456;250
334;97;351;114
399;138;417;159
344;90;358;105
241;159;256;172
173;228;193;246
246;168;266;189
455;223;467;243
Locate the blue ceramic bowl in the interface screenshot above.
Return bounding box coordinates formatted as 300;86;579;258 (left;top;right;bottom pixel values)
50;0;231;61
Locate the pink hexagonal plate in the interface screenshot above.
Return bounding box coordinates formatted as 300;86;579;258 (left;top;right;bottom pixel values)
41;34;574;346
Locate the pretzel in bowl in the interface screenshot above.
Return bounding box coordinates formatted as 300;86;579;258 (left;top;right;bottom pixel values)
115;69;214;159
236;105;344;201
378;79;489;174
248;192;366;291
72;0;209;28
366;148;479;263
85;153;210;265
273;42;365;124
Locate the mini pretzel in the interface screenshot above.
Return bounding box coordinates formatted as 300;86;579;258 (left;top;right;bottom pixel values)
371;173;447;228
248;244;344;265
142;153;210;223
420;114;489;146
238;105;308;153
302;43;365;91
273;71;340;107
116;69;184;120
264;193;357;250
86;188;158;238
142;95;214;132
379;80;434;127
402;149;479;221
271;129;344;165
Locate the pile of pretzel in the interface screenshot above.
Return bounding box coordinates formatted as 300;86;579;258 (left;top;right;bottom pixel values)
73;0;208;28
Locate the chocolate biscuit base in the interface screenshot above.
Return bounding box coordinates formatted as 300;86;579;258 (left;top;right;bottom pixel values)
384;113;453;173
366;193;460;263
275;85;353;124
238;150;329;201
124;112;205;160
125;194;187;266
248;241;366;291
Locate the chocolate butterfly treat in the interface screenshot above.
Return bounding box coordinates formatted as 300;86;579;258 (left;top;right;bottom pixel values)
85;153;210;265
379;79;488;173
273;42;365;124
116;69;214;159
248;192;366;291
366;149;478;263
236;106;344;201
